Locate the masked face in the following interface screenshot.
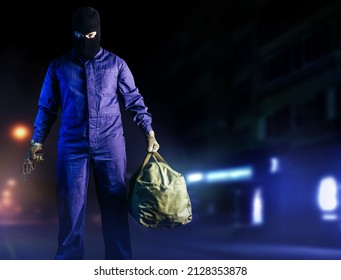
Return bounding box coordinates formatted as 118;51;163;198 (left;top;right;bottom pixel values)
72;7;101;60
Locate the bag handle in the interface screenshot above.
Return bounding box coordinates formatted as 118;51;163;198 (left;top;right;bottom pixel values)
141;152;153;168
151;151;169;165
141;152;169;169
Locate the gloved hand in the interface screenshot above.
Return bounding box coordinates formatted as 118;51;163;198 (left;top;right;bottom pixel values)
22;141;44;179
27;141;44;163
146;130;160;153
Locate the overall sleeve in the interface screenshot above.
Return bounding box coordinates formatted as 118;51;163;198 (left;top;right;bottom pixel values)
32;61;61;144
117;60;153;134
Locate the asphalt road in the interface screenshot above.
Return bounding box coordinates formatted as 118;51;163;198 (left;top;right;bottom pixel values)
1;215;341;260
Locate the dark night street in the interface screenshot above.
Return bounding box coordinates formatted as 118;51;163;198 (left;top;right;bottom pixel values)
1;215;341;260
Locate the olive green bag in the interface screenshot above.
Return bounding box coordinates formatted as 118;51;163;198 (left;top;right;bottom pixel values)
128;151;192;229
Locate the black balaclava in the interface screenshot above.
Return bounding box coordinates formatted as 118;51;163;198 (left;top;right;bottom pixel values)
72;7;101;60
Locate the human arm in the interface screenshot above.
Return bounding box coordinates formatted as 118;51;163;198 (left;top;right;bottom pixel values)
22;62;60;177
31;61;61;144
117;60;160;152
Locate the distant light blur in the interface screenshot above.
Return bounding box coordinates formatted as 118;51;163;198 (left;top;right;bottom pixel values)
206;166;253;183
270;157;280;174
186;166;254;185
317;176;338;212
0;178;22;219
252;188;263;225
11;124;31;141
317;175;339;220
187;173;204;183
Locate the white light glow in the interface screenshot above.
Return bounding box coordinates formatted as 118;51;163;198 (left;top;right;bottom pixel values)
317;176;338;211
252;188;263;225
186;173;204;183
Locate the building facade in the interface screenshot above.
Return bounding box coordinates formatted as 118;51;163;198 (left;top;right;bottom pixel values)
140;0;341;234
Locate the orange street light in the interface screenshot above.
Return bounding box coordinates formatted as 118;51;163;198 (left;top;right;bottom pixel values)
11;124;31;142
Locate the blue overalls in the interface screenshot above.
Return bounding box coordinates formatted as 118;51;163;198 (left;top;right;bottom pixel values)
32;48;153;259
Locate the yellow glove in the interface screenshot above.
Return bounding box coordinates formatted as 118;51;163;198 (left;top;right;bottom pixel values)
146;131;160;153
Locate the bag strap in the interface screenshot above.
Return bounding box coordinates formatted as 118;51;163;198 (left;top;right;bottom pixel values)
141;152;153;168
151;151;169;165
140;152;169;169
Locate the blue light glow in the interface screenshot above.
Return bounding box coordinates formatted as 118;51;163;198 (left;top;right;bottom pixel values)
270;157;280;173
205;166;253;183
186;166;254;185
322;213;338;221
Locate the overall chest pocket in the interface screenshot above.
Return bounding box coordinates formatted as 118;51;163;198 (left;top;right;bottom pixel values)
100;70;118;96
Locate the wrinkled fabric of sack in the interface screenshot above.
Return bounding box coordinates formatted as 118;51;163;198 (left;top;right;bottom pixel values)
129;152;192;229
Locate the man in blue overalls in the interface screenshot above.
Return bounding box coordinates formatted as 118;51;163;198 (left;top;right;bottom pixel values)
24;6;159;259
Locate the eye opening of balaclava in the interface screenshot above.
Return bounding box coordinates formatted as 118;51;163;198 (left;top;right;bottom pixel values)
72;6;101;60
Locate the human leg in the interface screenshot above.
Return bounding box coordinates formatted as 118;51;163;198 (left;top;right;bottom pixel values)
93;157;132;260
55;157;90;259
